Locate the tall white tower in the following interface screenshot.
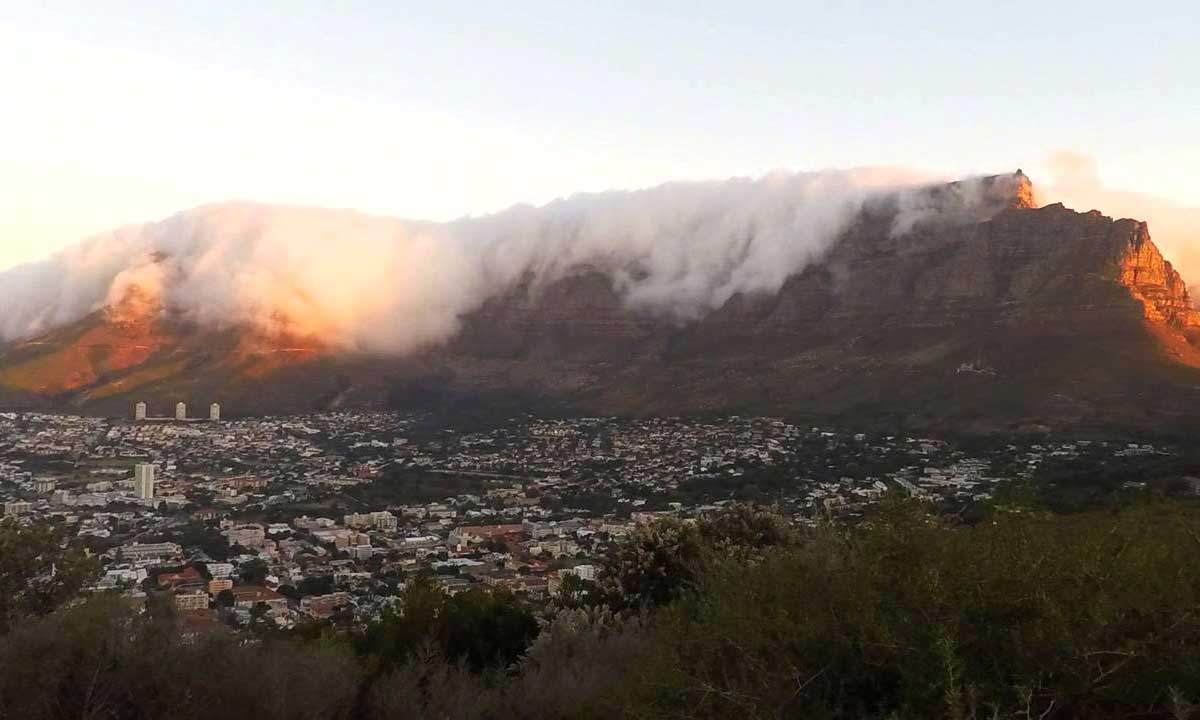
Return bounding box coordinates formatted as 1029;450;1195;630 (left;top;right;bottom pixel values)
209;402;221;422
134;402;147;421
133;464;156;500
175;402;187;421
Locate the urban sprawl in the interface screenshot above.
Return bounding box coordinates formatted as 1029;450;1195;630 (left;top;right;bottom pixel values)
0;405;1169;629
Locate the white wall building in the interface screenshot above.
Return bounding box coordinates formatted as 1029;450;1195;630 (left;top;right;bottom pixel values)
134;401;147;421
3;500;32;517
175;402;187;421
209;403;221;421
133;463;156;500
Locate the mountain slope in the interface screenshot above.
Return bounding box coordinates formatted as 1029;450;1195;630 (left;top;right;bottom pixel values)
2;171;1199;433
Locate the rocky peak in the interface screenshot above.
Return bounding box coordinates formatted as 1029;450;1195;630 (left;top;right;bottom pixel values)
1011;169;1036;209
1115;220;1200;329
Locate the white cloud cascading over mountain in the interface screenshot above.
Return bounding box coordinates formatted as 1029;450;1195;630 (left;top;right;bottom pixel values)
0;168;1030;353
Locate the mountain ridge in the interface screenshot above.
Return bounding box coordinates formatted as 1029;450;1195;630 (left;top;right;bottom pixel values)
3;171;1199;434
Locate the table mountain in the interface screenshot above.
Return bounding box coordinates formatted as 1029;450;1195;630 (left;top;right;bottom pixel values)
2;171;1198;433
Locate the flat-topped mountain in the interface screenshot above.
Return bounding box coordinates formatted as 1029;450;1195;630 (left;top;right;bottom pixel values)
2;171;1198;433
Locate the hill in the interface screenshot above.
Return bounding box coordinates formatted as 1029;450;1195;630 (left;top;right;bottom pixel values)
2;171;1199;433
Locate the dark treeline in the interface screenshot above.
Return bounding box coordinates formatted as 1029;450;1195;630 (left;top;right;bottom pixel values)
2;497;1200;719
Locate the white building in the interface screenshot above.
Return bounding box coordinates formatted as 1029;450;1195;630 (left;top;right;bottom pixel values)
565;564;598;581
174;591;210;611
175;402;187;421
3;500;32;517
134;401;148;421
209;403;221;422
344;511;398;531
349;544;375;561
224;523;267;548
118;542;182;562
205;562;235;579
133;464;156;500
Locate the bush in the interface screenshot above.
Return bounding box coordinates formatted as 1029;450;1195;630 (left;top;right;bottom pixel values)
5;502;1200;719
0;597;360;720
619;500;1200;719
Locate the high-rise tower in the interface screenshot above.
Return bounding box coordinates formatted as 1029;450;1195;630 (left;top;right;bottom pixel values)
133;464;156;500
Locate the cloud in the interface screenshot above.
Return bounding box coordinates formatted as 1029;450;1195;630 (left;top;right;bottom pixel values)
1040;150;1200;292
0;168;1026;351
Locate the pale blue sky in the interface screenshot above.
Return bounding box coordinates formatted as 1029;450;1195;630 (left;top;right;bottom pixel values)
1;0;1197;270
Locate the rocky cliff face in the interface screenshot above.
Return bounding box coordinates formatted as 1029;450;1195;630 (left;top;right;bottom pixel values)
3;171;1199;433
1115;220;1200;329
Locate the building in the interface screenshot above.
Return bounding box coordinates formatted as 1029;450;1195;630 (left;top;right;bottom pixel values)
230;586;289;612
204;562;234;578
565;564;598;581
300;592;353;619
348;544;374;561
174;591;210;611
158;566;205;591
35;478;56;494
134;401;147;421
119;542;183;562
3;500;32;517
224;523;266;548
448;523;525;547
344;511;398;531
209;403;221;421
175;402;187;421
133;464;156;500
207;578;233;595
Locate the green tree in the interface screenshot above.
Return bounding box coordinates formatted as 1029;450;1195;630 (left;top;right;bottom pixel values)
240;558;269;586
0;520;98;634
696;502;796;551
601;504;795;610
357;576;446;675
298;574;335;596
601;517;705;610
440;588;538;672
250;601;270;625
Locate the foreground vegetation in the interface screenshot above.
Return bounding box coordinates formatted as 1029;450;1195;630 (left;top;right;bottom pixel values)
2;495;1200;719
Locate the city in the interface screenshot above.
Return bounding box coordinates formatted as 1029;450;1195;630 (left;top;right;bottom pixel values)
0;403;1179;631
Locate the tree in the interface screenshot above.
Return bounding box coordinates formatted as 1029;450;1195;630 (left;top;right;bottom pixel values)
250;602;270;625
0;520;97;634
601;517;705;610
356;579;538;676
440;588;538;672
601;505;796;611
240;558;269;586
298;575;335;597
554;574;608;609
696;502;796;551
215;589;235;608
358;576;446;675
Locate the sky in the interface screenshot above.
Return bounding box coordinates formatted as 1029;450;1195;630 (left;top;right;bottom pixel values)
1;0;1197;272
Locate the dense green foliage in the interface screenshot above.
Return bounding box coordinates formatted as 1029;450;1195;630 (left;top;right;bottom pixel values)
3;499;1200;718
621;500;1200;718
0;520;97;633
357;580;538;675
